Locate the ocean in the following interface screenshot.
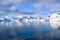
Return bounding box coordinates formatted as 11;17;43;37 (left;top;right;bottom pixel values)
0;21;60;40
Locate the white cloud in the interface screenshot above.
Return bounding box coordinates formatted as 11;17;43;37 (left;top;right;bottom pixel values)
1;0;24;5
32;0;60;14
0;0;60;15
9;6;17;11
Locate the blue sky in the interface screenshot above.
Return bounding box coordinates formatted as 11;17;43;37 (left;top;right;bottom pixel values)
16;4;35;13
16;4;51;15
40;6;51;14
0;0;60;15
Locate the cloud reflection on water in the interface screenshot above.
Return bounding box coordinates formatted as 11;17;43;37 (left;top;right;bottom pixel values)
0;20;60;29
49;21;60;29
0;19;60;40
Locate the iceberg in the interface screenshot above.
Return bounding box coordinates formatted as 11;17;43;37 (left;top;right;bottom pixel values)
49;13;60;23
49;12;60;29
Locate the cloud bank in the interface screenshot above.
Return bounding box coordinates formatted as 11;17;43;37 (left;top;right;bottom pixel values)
0;0;60;15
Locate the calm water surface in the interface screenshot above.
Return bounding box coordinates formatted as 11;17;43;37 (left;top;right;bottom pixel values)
0;21;60;40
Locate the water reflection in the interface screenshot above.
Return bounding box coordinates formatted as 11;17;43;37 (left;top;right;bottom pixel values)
0;21;23;27
0;20;60;29
49;21;60;29
0;21;60;40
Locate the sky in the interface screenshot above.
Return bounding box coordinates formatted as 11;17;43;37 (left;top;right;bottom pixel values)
0;0;60;16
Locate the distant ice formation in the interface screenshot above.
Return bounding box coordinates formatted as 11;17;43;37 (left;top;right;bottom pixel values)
49;12;60;29
0;13;59;27
49;12;60;23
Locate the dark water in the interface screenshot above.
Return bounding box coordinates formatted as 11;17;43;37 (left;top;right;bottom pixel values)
0;21;60;40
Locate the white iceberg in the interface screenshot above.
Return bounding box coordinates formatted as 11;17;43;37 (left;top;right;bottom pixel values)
49;12;60;29
49;12;60;23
